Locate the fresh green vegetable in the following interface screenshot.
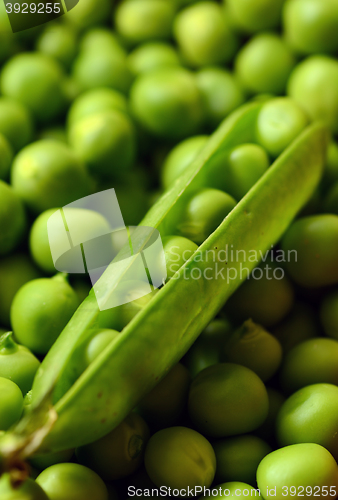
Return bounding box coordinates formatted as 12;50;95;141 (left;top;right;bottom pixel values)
0;181;26;257
0;377;23;431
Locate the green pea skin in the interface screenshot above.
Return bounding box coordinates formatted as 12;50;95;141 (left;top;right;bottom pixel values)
281;215;338;288
0;475;49;500
67;88;128;129
76;413;150;481
0;98;33;152
0;377;23;430
36;463;108;500
277;384;338;460
128;42;181;76
176;188;237;245
288;56;338;134
36;24;78;69
68;110;136;180
222;319;282;382
11;140;92;214
235;34;296;96
0;254;40;327
226;0;285;33
257;443;338;500
0;133;13;181
321;291;338;340
200;482;261;500
11;274;80;355
130;67;204;140
0;332;40;395
196;67;245;128
162;235;198;280
85;329;120;366
224;143;270;200
115;0;176;45
144;426;216;489
256;98;309;158
188;363;269;437
174;2;239;67
0;180;26;257
0;53;67;123
213;435;271;486
137;363;191;428
283;0;338;55
161;135;209;190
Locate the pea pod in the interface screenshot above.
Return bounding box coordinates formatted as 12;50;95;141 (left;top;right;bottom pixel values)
0;103;329;463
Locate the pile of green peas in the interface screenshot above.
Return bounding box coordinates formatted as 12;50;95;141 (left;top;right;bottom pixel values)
0;0;338;497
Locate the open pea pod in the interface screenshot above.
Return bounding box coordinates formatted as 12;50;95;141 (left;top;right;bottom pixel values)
0;103;329;463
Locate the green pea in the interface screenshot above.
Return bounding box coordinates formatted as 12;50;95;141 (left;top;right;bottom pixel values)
321;291;338;340
137;363;191;428
11;274;80;355
224;143;270;200
323;182;338;214
196;67;245;128
235;34;296;96
226;0;285;33
188;363;269;437
225;261;295;327
222;319;282;382
0;180;26;257
85;329;120;366
161;135;209;190
76;413;150;481
67;88;128;129
79;28;127;57
288;56;338;134
0;475;49;500
174;2;239;67
0;377;23;430
0;53;67;123
257;443;338;500
256;98;309;158
176;188;237;245
0;97;34;152
64;0;112;30
255;387;286;441
272;302;319;353
162;235;198;280
128;42;181;76
280;338;338;394
144;426;216;489
213;435;271;486
68;110;136;180
36;463;108;500
277;384;338;460
0;332;40;395
36;24;78;69
30;449;74;471
11;140;92;214
200;482;261;500
0;133;13;181
284;0;338;55
0;254;41;327
281;215;338;288
115;0;176;45
130;67;204;139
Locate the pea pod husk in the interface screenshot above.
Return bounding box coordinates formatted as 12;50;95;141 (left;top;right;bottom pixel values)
0;103;329;461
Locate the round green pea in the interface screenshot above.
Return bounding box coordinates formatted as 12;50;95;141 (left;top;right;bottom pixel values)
85;329;120;366
235;33;295;95
0;475;49;500
288;56;338;134
11;274;80;354
162;235;198;280
0;133;13;181
281;215;338;288
196;67;245;128
0;53;67;123
36;463;108;500
0;377;23;430
11;140;92;214
0;180;26;257
257;443;338;500
226;0;285;33
188;363;269;437
161;135;209;190
115;0;176;45
128;42;181;76
174;2;239;67
321;291;338;340
256;98;309;158
280;338;338;394
130;67;204;139
144;426;216;489
36;24;78;69
0;97;34;152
